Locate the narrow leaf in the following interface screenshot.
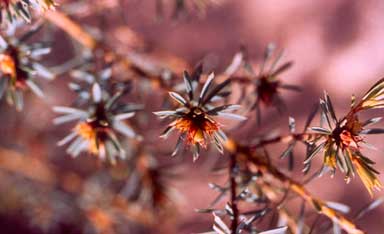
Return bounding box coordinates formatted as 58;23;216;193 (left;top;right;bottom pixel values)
304;142;326;164
199;72;215;103
169;91;187;105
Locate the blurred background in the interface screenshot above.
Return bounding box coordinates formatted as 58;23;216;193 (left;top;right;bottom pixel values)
1;0;384;233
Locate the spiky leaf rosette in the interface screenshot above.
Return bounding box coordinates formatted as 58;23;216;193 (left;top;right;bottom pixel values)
228;45;300;124
252;45;299;110
154;67;246;161
306;80;384;195
53;69;142;164
0;0;56;24
0;31;53;111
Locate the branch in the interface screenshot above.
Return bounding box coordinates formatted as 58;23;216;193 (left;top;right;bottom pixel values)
229;153;238;234
44;10;188;82
44;10;97;49
224;139;364;234
249;132;321;150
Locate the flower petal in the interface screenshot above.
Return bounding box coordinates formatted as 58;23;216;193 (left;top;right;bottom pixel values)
26;79;44;98
92;83;102;103
57;131;77;146
113;120;136;138
169;91;187;106
115;112;135;121
33;63;54;80
53;114;83;125
153;110;177;118
53;106;88;115
217;112;247;121
199;72;215;103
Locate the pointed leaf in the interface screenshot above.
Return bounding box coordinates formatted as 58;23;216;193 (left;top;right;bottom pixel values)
199;72;215;103
183;70;194;100
169;91;187;106
203;79;231;105
304;142;326;164
259;226;288;234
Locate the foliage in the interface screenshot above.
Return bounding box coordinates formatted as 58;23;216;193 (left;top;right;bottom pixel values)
0;1;383;234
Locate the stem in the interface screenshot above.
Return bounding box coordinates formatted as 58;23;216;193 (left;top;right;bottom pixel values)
229;153;238;234
249;132;321;150
44;11;97;49
44;10;183;80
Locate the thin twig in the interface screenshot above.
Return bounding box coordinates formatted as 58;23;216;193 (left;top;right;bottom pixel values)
249;132;321;150
229;153;238;234
43;10;185;82
44;10;97;49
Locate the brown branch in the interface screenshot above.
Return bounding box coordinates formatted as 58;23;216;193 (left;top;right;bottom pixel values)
249;132;321;150
229;153;238;234
224;139;364;234
43;10;188;82
44;11;97;49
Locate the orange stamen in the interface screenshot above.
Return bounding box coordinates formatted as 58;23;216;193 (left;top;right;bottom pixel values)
172;116;219;148
0;54;16;79
75;122;100;154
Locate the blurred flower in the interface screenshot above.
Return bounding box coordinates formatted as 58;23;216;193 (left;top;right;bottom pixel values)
0;30;53;111
0;0;56;24
121;152;172;210
154;66;246;161
250;45;300;111
54;68;142;164
307;79;384;195
229;45;300;124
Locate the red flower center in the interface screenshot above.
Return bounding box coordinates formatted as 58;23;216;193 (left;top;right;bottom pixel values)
172;108;219;148
257;76;279;105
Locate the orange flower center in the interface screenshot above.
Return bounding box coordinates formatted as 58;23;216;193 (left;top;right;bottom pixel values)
172;109;219;148
0;53;16;79
339;130;362;149
75;122;108;154
0;51;28;90
337;114;363;149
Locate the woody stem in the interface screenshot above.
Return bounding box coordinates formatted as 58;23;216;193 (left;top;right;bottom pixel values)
229;153;238;234
249;132;320;150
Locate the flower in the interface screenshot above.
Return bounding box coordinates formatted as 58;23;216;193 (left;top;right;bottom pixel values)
0;0;56;24
250;45;300;112
54;68;142;164
0;33;53;111
307;84;384;195
226;45;300;124
154;66;246;161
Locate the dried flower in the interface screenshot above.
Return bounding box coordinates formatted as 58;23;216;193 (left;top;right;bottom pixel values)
54;68;142;164
0;32;53;111
154;66;246;161
249;45;300;113
227;45;299;125
0;0;56;23
121;152;172;210
307;80;384;195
